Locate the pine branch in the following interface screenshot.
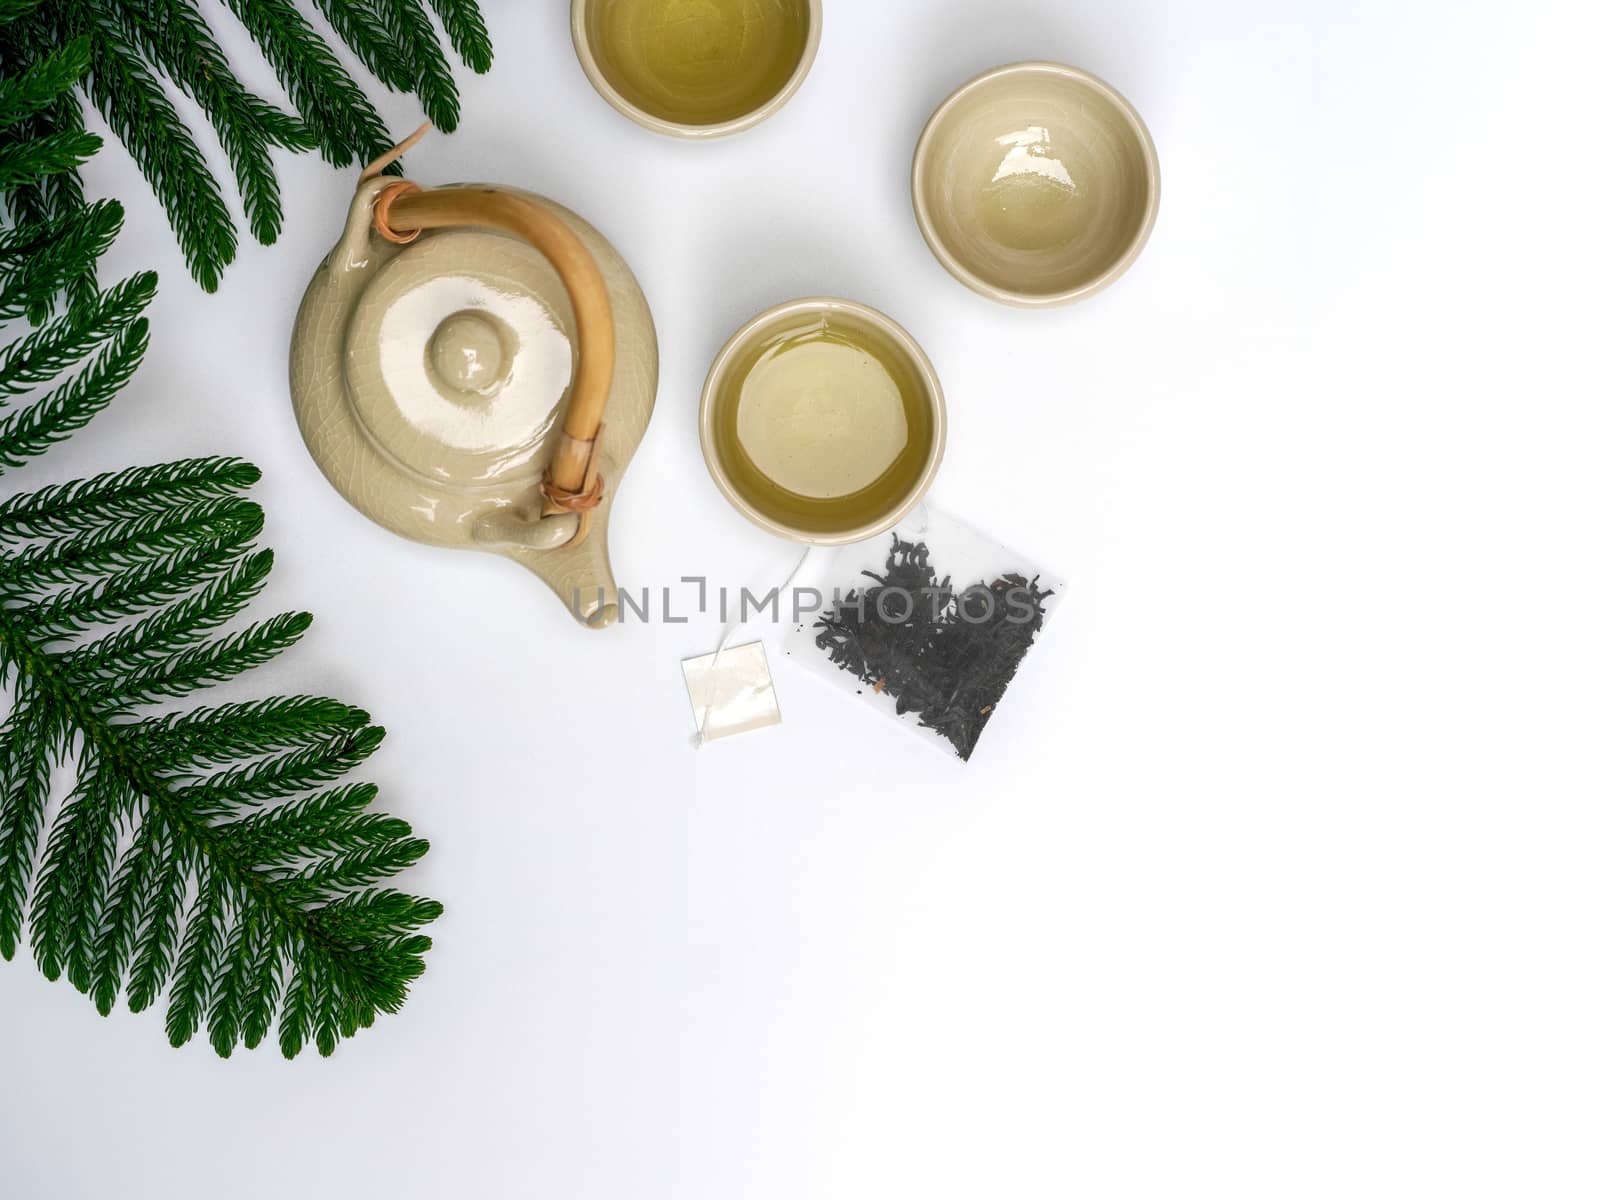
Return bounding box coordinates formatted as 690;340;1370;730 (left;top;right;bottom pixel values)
1;497;264;601
0;197;118;324
29;759;117;985
88;802;168;1013
0;466;440;1057
89;609;314;710
0;314;147;465
426;0;491;74
134;696;370;772
69;19;236;292
0;269;154;395
386;0;462;132
219;0;390;170
1;0;493;288
0;114;441;1057
172;724;384;819
0;97;95;309
0;457;258;539
59;549;276;681
0;0;46;22
310;0;409;93
122;818;184;1012
11;96;86;218
0;123;97;189
17;525;262;643
0;34;87;127
102;0;313;246
0;699;56;959
219;783;398;863
0;11;94;307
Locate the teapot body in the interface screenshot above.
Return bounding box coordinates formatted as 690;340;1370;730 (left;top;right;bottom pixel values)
290;179;658;627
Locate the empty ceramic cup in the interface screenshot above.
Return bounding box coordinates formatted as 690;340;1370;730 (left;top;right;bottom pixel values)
913;62;1160;307
701;298;946;545
571;0;822;138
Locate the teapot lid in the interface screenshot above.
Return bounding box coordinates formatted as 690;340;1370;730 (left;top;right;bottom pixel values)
344;227;576;487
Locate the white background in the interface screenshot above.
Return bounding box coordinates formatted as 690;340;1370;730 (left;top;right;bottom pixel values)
3;1;1598;1196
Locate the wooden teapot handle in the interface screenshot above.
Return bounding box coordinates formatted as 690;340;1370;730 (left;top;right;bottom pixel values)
372;180;617;542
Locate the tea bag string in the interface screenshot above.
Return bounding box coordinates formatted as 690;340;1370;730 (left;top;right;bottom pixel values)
690;546;814;749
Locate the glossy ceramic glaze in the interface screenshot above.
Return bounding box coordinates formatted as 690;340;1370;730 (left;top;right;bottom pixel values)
571;0;821;138
701;298;945;545
290;179;659;627
913;62;1160;307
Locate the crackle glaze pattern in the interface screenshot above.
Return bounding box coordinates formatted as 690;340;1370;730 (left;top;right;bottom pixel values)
290;180;659;628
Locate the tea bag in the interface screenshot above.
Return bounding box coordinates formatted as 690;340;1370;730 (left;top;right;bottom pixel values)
682;641;782;743
784;507;1061;761
682;547;816;747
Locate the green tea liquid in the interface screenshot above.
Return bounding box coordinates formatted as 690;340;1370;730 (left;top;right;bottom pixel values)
712;314;938;538
585;0;812;127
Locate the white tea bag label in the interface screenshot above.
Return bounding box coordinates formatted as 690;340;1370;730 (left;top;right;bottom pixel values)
682;642;782;742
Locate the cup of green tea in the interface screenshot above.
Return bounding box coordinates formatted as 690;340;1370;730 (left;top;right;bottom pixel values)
571;0;822;138
701;298;946;545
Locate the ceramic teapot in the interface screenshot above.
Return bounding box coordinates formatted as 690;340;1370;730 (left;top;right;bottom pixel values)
289;135;658;629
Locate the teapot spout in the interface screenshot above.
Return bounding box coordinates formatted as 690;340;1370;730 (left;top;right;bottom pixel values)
481;510;625;631
549;570;622;630
578;594;621;630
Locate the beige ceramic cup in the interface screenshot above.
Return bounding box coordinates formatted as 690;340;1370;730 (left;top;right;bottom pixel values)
571;0;822;139
701;298;946;545
913;62;1160;307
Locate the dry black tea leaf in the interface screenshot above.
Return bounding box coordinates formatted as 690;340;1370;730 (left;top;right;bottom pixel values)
813;536;1055;760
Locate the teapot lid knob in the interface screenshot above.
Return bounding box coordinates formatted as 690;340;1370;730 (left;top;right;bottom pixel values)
429;310;510;398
